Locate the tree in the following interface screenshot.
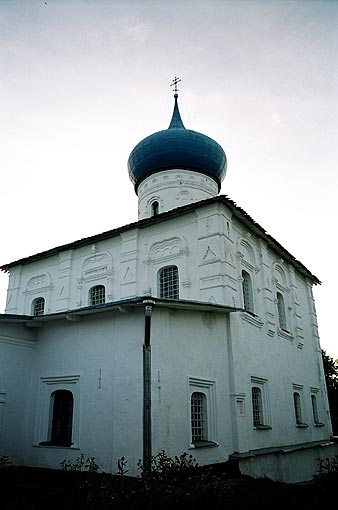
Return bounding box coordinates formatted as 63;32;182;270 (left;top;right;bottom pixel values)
322;350;338;435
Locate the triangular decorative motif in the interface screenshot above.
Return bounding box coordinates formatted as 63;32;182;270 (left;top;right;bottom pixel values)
203;245;217;261
123;266;133;282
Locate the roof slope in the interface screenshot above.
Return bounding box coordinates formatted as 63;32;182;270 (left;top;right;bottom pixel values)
0;195;320;284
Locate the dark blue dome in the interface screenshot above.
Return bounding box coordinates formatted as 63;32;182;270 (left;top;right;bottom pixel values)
128;96;227;192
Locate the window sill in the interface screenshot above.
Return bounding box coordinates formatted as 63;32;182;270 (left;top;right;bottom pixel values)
277;328;294;341
296;423;308;428
241;312;264;329
190;440;219;449
36;442;79;449
254;424;272;430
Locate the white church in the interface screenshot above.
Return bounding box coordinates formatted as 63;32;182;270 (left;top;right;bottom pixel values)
0;84;336;483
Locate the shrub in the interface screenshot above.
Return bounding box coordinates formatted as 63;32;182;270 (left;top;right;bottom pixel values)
0;455;13;469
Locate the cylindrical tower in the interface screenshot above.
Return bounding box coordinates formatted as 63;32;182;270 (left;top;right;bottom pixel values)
128;94;227;220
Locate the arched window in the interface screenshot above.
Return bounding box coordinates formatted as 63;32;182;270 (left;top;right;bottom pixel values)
277;292;287;331
159;266;179;299
293;392;302;425
32;297;45;316
50;390;73;446
242;270;254;313
191;391;207;443
151;201;159;217
252;387;263;427
89;285;105;306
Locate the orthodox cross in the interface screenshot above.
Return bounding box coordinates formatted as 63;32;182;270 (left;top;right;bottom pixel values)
170;76;181;96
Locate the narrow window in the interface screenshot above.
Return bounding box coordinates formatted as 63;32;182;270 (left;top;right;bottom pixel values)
159;266;179;299
311;394;319;424
32;297;45;316
252;387;263;427
191;392;207;443
293;392;302;425
50;390;73;446
277;292;287;331
242;270;253;312
89;285;105;305
151;201;159;217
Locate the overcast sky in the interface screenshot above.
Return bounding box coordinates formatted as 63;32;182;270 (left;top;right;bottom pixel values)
1;0;337;357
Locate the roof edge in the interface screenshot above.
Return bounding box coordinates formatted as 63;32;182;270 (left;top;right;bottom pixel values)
0;297;242;323
0;195;320;284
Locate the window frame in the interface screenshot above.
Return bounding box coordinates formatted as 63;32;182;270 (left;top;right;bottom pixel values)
89;284;106;306
49;389;74;447
292;385;308;428
151;201;159;217
32;297;45;316
241;269;254;313
158;265;179;300
252;386;263;427
191;391;207;443
34;375;80;449
293;392;302;425
276;291;288;332
250;376;271;430
188;377;218;448
310;390;324;426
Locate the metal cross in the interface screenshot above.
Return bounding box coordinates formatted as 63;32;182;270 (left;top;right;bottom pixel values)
170;76;181;95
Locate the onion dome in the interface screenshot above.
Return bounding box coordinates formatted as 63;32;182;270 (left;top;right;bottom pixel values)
128;95;227;192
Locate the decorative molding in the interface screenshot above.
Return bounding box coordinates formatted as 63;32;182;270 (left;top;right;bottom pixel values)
26;274;52;294
81;253;113;282
237;254;255;273
241;312;264;328
27;274;49;290
123;266;134;283
83;266;108;279
202;245;217;262
148;237;186;262
277;328;294;341
0;334;36;348
200;275;224;290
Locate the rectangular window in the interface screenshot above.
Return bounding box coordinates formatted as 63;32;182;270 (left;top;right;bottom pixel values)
310;389;323;426
89;285;106;305
311;394;318;423
242;270;254;313
292;385;308;427
159;266;179;299
188;377;217;447
191;392;207;442
251;376;271;429
33;297;45;316
277;292;287;331
50;390;74;446
252;387;263;427
34;375;80;448
293;392;302;424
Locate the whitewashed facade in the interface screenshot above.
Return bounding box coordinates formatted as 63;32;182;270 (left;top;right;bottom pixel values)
0;96;336;482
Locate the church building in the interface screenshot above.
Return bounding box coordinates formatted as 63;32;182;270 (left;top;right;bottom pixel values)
0;84;336;482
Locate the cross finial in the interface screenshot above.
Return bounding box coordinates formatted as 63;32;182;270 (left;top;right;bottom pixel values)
170;76;181;97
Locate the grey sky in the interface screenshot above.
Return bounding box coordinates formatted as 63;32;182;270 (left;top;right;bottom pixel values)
1;0;337;356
